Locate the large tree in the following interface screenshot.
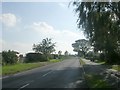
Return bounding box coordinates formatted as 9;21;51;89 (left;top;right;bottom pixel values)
72;1;120;63
72;39;90;57
33;38;56;60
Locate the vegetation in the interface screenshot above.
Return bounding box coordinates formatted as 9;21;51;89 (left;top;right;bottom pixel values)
58;50;62;59
112;65;120;71
25;53;47;63
49;59;60;63
33;38;56;61
2;50;18;65
79;59;85;65
94;60;105;64
64;51;69;56
72;39;91;57
2;62;50;75
58;51;62;56
85;74;111;88
2;58;62;75
72;1;120;64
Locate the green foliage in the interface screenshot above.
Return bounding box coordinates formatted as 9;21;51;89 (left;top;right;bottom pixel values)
33;38;56;60
25;53;61;63
72;1;120;64
85;51;100;61
2;50;18;65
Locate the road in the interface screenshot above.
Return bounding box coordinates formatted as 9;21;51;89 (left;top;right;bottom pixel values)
2;57;86;89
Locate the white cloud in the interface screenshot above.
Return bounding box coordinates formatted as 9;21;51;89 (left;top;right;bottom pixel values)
2;40;32;55
30;22;85;54
1;22;85;55
58;3;67;8
0;13;19;27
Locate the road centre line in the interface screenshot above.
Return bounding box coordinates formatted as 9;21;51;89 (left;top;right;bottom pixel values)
18;83;30;90
42;70;53;77
1;76;9;79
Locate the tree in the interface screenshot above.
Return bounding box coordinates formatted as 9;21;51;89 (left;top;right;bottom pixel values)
72;39;90;57
58;50;62;56
64;51;69;56
33;38;56;60
2;50;18;65
72;1;120;63
58;50;62;59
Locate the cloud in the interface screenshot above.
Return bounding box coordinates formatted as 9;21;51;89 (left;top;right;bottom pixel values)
0;13;20;27
58;3;67;8
1;22;85;55
2;39;33;55
30;22;85;54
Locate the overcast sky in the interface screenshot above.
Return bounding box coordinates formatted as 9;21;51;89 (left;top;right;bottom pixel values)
0;2;85;55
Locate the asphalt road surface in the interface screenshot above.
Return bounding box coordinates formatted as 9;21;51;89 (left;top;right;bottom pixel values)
2;57;86;89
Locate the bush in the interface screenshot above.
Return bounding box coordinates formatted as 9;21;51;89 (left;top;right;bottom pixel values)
25;53;47;63
2;50;18;65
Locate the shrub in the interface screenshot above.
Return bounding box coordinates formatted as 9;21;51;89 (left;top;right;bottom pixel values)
2;50;18;65
25;53;47;63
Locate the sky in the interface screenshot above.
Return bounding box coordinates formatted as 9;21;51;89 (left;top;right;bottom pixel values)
0;2;85;55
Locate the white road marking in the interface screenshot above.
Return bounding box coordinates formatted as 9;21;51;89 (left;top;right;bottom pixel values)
1;76;9;79
42;71;53;77
18;83;29;90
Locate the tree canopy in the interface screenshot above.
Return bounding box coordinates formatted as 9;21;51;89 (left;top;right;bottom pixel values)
72;39;90;57
72;1;120;63
33;38;56;60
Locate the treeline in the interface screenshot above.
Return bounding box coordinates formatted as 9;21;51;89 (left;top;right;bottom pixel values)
1;50;68;65
1;38;70;65
25;53;66;63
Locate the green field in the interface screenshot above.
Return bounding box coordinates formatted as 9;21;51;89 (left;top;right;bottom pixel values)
2;59;61;76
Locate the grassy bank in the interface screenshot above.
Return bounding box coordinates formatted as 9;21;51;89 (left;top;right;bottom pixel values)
85;74;111;88
2;59;61;76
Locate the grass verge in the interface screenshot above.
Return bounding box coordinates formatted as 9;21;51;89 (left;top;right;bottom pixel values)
2;59;61;76
95;60;105;64
80;59;85;65
112;65;120;71
49;59;61;63
85;74;111;88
